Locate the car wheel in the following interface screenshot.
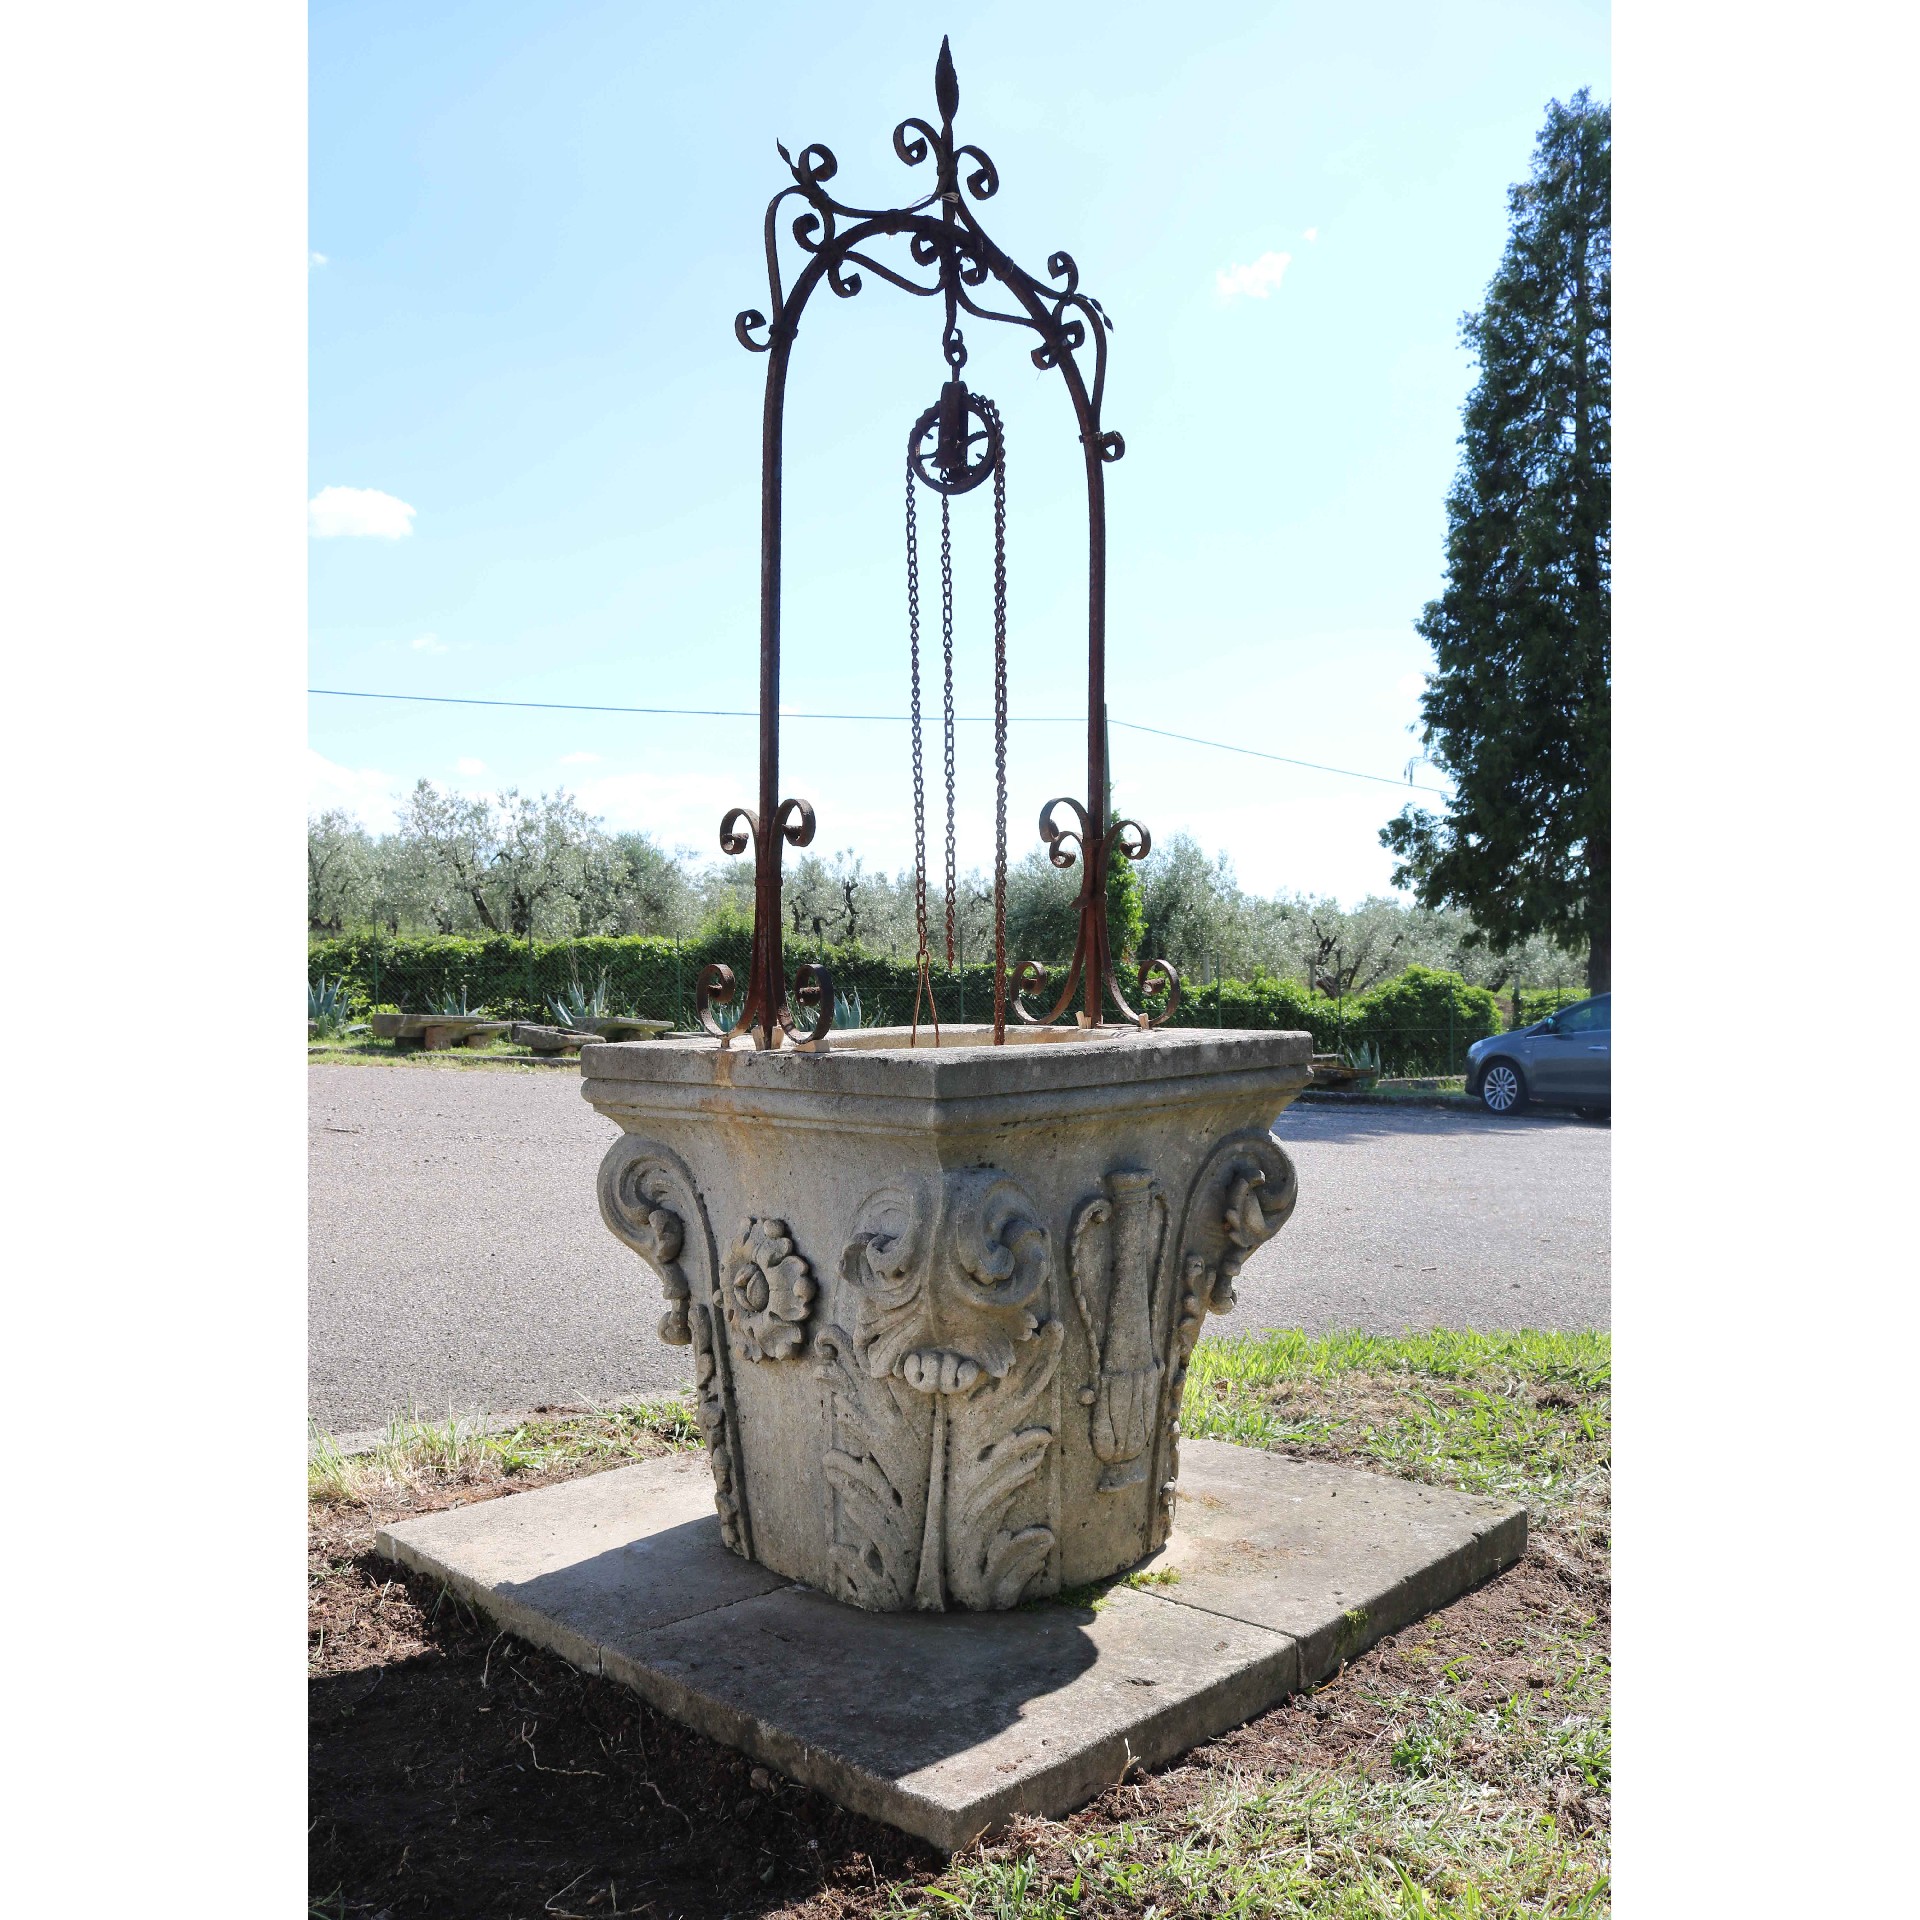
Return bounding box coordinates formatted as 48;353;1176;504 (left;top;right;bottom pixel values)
1480;1060;1527;1115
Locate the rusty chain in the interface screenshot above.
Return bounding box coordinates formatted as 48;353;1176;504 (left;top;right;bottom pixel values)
979;395;1009;1043
940;489;957;967
906;387;1007;1038
906;462;927;961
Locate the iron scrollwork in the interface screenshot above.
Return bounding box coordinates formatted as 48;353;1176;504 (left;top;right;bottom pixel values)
735;42;1119;424
695;800;837;1051
1009;798;1182;1029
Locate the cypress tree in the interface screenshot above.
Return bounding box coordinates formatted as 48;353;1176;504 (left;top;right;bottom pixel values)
1382;91;1611;992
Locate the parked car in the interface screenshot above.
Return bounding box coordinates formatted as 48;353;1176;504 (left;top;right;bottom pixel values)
1464;993;1610;1117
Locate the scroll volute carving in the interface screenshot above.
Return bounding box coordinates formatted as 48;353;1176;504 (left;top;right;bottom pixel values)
598;1139;699;1347
595;1136;753;1559
1149;1131;1300;1545
1176;1132;1299;1328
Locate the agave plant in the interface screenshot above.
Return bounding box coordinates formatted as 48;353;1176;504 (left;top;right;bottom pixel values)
548;968;614;1030
789;983;864;1040
427;984;486;1017
308;975;357;1038
1339;1038;1382;1075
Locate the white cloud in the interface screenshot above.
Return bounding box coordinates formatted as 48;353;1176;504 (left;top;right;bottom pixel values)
573;767;752;850
455;756;487;777
309;485;416;539
1215;251;1293;301
411;632;448;653
307;749;403;830
310;250;328;266
1302;227;1318;243
559;750;600;765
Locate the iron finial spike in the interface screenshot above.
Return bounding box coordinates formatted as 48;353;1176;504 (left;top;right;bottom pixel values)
935;37;958;127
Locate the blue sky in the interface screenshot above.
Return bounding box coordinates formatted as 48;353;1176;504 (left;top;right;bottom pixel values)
309;0;1610;903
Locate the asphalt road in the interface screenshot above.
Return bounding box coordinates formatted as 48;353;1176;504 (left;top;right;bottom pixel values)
308;1063;1610;1434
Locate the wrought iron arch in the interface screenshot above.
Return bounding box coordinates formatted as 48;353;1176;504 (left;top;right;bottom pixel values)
698;37;1178;1049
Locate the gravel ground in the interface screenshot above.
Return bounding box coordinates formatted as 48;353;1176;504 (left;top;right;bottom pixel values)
308;1062;1610;1434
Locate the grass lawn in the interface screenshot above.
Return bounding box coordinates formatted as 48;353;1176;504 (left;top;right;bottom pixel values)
310;1330;1610;1918
306;1033;572;1069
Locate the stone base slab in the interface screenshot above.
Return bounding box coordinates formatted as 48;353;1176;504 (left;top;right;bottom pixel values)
375;1439;1525;1851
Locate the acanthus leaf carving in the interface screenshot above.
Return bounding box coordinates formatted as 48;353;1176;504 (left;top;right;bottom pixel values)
829;1170;1061;1610
815;1323;931;1610
944;1316;1063;1609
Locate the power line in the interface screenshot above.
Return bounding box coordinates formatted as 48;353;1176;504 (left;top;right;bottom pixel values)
306;686;1450;796
1109;719;1447;794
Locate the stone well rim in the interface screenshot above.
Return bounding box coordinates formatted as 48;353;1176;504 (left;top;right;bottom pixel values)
579;1025;1314;1106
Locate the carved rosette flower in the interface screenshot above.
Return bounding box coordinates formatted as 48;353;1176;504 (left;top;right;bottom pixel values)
721;1218;816;1362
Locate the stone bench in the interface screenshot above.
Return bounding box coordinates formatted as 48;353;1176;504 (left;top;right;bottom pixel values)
513;1017;675;1054
510;1023;592;1056
368;1013;509;1052
1307;1052;1378;1090
568;1016;674;1043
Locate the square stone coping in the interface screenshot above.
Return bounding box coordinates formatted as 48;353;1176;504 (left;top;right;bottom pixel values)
375;1439;1524;1852
579;1027;1313;1121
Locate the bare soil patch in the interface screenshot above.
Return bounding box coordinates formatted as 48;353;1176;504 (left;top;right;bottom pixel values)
311;1350;1609;1917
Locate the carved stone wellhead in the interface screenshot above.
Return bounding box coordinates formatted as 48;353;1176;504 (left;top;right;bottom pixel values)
585;1024;1310;1609
581;46;1310;1610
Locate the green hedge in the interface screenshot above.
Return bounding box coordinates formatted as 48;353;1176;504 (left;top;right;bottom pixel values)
305;932;1010;1031
1514;985;1592;1024
1168;963;1501;1072
307;936;1506;1073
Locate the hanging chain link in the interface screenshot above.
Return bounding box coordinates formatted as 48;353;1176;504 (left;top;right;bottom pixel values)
906;463;927;961
940;489;958;967
906;389;1007;1040
979;396;1009;1042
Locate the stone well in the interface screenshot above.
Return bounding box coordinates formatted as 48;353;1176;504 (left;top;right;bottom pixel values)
582;1024;1310;1612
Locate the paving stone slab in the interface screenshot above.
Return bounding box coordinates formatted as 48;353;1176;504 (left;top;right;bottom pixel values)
376;1443;1524;1851
1154;1439;1529;1685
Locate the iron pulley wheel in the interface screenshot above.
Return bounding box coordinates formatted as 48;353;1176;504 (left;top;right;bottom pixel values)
908;381;1002;496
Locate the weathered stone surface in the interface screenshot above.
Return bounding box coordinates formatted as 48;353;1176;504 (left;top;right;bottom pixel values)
376;1453;788;1674
510;1023;591;1055
579;1026;1314;1609
577;1015;673;1041
1147;1439;1529;1685
368;1013;507;1050
374;1441;1524;1850
616;1583;1291;1851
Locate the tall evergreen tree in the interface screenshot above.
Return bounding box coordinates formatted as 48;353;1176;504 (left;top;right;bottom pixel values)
1382;91;1611;992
